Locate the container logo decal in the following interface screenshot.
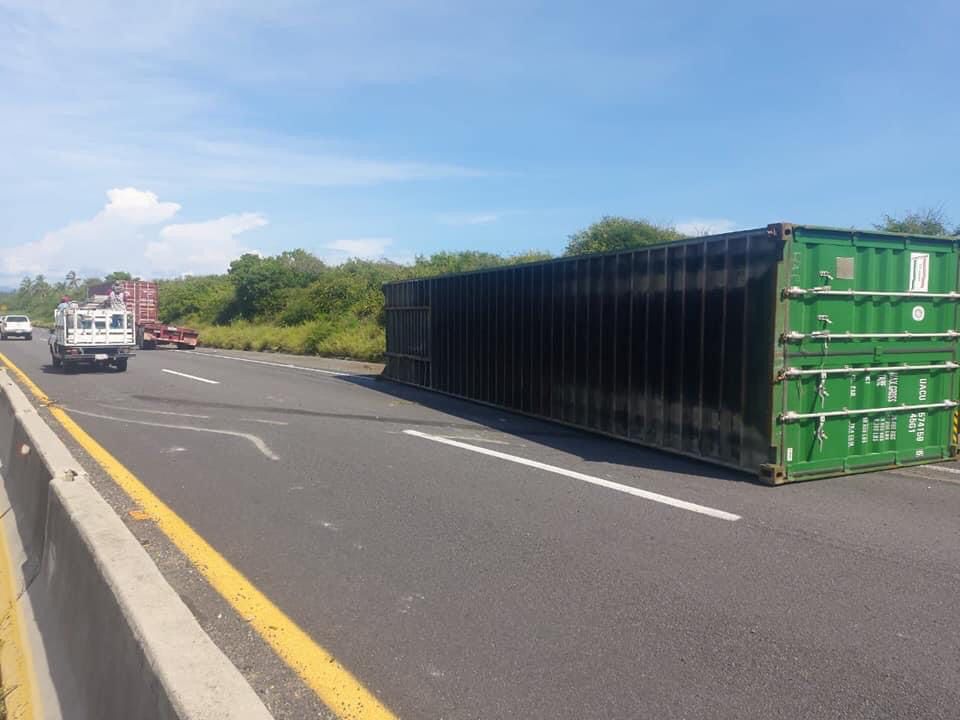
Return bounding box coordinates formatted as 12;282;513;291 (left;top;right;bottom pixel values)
912;305;925;322
909;252;930;292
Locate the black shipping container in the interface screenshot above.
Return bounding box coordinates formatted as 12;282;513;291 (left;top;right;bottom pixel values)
383;224;960;482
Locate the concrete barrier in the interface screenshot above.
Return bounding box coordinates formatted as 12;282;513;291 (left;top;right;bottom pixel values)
0;369;273;719
0;374;84;597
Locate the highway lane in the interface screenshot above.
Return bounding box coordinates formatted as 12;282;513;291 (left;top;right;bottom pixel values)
3;333;960;719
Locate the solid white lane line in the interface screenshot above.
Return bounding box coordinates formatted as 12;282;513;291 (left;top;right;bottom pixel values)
439;435;511;445
99;403;211;419
162;368;220;384
67;409;279;461
180;351;351;376
403;429;741;521
239;418;289;426
925;463;960;475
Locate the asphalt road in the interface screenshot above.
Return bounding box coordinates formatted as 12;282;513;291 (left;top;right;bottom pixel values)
4;333;960;719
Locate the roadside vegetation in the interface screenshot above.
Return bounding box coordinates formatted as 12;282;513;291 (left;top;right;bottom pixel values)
0;271;132;329
0;210;954;361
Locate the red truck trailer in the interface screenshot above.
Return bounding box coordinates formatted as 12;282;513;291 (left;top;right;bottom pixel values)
87;281;199;350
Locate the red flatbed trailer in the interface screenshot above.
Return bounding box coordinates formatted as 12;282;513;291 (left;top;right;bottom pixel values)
87;280;200;350
139;322;200;349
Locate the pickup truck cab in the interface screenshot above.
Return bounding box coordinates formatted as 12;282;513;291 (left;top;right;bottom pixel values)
1;315;32;340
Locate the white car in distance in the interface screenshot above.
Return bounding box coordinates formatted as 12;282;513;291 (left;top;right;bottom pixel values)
1;315;33;340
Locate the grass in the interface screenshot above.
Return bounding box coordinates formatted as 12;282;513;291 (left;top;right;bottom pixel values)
192;318;385;362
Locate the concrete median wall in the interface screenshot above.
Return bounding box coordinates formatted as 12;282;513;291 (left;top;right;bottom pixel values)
0;370;273;719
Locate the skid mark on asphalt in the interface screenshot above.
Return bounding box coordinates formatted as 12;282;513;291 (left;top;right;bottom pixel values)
102;404;287;428
131;394;486;428
180;350;354;376
66;408;280;461
404;429;742;521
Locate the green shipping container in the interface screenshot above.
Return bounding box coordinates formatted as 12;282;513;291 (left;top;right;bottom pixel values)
773;224;958;482
384;223;960;483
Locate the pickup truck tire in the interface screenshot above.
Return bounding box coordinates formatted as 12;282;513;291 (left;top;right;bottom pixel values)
25;334;32;341
115;359;128;372
51;353;62;368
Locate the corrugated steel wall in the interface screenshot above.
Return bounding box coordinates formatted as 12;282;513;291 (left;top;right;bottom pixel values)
384;227;783;474
88;280;158;324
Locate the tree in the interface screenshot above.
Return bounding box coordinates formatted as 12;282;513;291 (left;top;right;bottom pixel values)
227;253;302;319
158;275;235;324
410;250;554;278
277;249;326;281
564;216;685;256
875;208;958;237
412;251;508;276
65;270;80;290
509;250;554;264
31;274;49;296
104;271;133;283
18;277;32;295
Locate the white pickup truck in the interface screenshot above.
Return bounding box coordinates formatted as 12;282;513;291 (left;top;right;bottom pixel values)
49;304;135;372
1;315;33;340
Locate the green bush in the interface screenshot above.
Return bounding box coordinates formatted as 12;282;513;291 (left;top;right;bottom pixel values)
316;321;385;360
193;317;385;361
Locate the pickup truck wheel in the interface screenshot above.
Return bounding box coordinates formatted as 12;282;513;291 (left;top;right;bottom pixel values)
115;359;128;372
51;353;62;368
25;334;32;341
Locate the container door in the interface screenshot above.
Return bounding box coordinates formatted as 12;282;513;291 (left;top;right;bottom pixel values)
383;280;432;387
777;227;959;480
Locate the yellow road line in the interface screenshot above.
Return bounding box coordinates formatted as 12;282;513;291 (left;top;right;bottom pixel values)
0;353;397;720
0;496;38;720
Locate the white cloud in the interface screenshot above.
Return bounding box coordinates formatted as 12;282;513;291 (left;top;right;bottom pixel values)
100;187;182;223
437;212;500;226
0;187;180;276
146;213;268;275
675;218;738;237
0;187;265;282
321;237;394;264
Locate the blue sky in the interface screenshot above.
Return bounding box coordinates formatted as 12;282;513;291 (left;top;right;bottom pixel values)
1;0;957;283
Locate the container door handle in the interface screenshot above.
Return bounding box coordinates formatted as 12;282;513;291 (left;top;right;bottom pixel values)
817;371;830;408
815;415;828;451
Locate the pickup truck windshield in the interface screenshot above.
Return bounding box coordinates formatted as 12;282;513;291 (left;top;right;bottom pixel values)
6;316;27;322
